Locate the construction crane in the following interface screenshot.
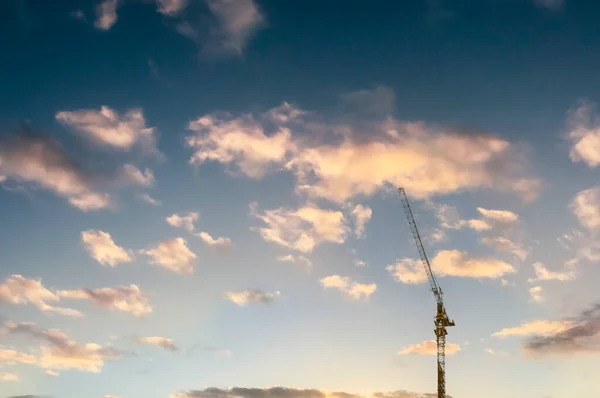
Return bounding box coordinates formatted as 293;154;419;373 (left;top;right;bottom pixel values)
397;187;455;398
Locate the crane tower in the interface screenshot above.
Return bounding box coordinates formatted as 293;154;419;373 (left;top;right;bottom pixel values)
398;187;455;398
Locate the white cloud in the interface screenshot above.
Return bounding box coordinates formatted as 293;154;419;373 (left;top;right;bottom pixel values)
120;164;155;187
476;207;519;223
0;275;83;317
387;250;515;284
170;387;438;398
185;102;540;204
339;85;396;118
156;0;188;15
485;348;495;355
45;369;60;377
0;134;112;212
250;202;350;253
398;340;461;356
0;349;37;365
138;192;161;206
319;275;376;301
58;285;152;317
351;204;372;239
0;372;19;382
492;320;573;338
166;212;199;233
94;0;119;30
529;286;544;303
566;99;600;167
276;254;313;270
4;322;122;373
135;336;178;351
197;231;232;248
466;218;493;231
141;238;197;274
528;261;576;282
224;289;280;306
205;0;265;54
81;230;134;267
56;106;159;155
570;187;600;231
186;110;296;178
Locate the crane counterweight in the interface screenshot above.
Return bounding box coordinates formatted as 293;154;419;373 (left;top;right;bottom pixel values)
397;187;455;398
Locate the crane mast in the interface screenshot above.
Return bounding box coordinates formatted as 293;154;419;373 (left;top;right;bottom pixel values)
398;187;455;398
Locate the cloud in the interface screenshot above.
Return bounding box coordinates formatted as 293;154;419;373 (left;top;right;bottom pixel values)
528;261;576;282
3;322;122;373
70;9;87;22
339;85;396;118
157;0;188;16
521;302;600;356
81;230;134;267
170;387;442;398
205;0;265;55
481;236;528;261
351;204;372;239
529;286;544;303
186;107;297;179
276;254;313;270
56;106;159;156
534;0;564;10
135;336;178;351
476;207;519;223
138;192;161;206
398;340;461;356
566;99;600;167
140;238;197;274
224;289;280;306
120;164;155;187
250;202;350;253
166;212;199;233
0;275;83;317
0;349;37;365
197;231;233;248
319;275;376;301
185;102;539;203
0;372;19;381
570;187;600;231
0;132;112;211
58;285;152;317
492;320;574;338
386;250;515;284
45;370;59;377
94;0;119;30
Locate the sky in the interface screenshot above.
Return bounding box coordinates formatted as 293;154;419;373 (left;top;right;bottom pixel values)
1;0;600;397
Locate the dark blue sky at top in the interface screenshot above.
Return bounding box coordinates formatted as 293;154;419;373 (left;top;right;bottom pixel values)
3;0;600;152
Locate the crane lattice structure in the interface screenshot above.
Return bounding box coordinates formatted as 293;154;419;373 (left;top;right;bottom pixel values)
398;187;455;398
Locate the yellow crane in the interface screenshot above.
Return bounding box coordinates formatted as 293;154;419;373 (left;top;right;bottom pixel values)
398;187;455;398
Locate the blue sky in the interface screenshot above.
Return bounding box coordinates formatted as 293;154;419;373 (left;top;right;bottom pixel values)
1;1;600;398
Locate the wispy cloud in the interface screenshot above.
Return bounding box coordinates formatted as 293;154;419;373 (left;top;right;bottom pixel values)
0;132;112;211
56;106;160;156
138;192;161;206
134;336;178;351
0;275;83;317
276;254;313;270
58;285;152;317
196;231;232;249
529;286;544;303
205;0;266;55
351;204;372;239
166;212;199;233
570;187;600;231
398;340;461;356
94;0;119;31
224;289;280;306
528;261;576;282
0;372;19;382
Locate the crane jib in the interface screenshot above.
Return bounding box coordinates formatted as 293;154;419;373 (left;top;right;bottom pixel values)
397;187;455;398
